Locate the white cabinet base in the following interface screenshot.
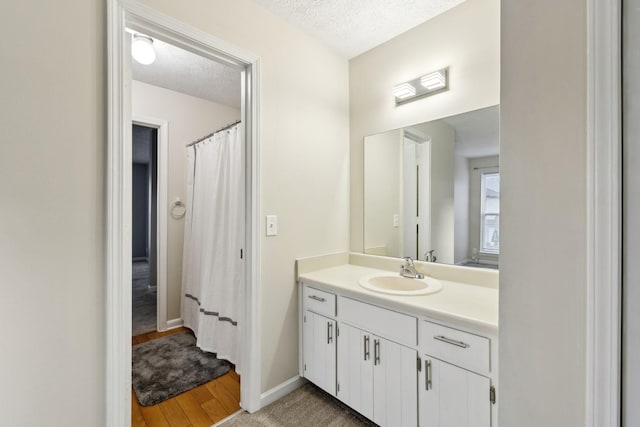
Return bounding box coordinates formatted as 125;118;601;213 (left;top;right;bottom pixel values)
419;356;491;427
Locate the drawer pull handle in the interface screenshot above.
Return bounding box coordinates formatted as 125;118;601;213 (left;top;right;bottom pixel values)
308;295;326;303
374;339;380;365
425;359;432;390
434;335;469;348
327;322;333;344
363;335;370;360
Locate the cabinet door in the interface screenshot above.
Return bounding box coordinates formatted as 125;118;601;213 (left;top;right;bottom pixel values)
373;336;418;427
419;357;491;427
303;310;336;395
337;323;374;419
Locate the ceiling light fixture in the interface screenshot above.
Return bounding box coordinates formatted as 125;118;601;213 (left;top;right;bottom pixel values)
132;34;156;65
394;68;449;105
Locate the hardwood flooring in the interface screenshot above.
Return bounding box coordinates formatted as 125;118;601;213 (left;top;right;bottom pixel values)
132;328;241;427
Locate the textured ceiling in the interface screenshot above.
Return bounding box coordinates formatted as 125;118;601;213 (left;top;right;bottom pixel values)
132;1;465;105
253;0;466;58
132;37;241;109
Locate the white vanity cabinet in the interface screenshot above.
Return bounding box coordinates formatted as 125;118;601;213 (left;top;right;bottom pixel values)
337;296;418;427
301;286;337;395
299;279;497;427
418;320;494;427
337;322;418;427
303;310;337;395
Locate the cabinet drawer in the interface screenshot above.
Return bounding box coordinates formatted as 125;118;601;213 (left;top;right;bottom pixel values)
339;296;417;347
421;321;490;374
303;285;336;317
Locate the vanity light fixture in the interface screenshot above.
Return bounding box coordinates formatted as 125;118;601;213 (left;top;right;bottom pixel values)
421;70;446;90
131;33;156;65
394;67;449;105
392;82;417;99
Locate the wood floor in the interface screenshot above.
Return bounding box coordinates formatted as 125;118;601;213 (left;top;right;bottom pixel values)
132;328;241;427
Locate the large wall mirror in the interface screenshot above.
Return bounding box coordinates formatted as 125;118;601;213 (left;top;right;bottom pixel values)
363;105;500;269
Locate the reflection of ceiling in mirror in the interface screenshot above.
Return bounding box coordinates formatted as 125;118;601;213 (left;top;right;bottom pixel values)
443;105;500;158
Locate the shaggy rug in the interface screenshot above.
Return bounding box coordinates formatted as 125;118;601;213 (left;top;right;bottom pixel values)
218;384;376;427
132;260;156;336
132;331;231;406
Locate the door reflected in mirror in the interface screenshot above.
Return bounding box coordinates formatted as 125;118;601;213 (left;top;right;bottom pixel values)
363;105;499;269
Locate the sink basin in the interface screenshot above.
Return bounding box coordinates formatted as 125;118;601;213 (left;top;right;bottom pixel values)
358;273;443;296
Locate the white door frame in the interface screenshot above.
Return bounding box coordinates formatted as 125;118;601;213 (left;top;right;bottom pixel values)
132;116;170;332
586;0;621;426
107;1;262;425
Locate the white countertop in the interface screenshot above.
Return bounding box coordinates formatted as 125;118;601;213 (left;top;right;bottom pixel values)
298;263;499;335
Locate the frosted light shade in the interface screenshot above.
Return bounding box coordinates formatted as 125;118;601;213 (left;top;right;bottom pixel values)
393;82;416;99
421;71;446;90
132;35;156;65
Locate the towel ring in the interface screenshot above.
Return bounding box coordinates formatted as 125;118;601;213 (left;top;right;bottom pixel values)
170;200;186;220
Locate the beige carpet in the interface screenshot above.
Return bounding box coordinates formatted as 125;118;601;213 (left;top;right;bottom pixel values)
219;384;377;427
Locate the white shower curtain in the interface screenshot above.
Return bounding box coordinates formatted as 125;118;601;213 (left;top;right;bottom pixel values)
181;124;244;369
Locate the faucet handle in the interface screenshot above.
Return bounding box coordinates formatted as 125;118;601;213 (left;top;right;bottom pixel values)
403;256;414;265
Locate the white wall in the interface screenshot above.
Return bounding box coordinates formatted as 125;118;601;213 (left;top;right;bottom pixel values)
136;0;350;392
499;0;587;425
0;1;105;425
132;80;241;321
623;0;640;423
349;0;500;252
364;129;402;256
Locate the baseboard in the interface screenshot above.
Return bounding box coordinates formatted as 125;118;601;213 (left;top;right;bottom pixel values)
259;375;307;408
166;318;183;330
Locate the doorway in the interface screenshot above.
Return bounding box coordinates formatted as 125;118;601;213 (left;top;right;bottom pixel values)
132;124;158;336
107;2;262;424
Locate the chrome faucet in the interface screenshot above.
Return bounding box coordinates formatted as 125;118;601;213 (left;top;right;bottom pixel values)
400;257;424;279
424;249;437;263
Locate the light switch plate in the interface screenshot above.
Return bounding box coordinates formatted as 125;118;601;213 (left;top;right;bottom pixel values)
266;215;278;236
393;214;399;228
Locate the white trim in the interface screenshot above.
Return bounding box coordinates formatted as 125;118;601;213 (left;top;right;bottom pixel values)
132;115;169;332
259;376;307;408
107;1;262;424
166;318;183;330
586;0;621;426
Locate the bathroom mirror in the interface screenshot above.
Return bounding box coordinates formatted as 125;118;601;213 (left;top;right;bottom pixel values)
363;105;499;269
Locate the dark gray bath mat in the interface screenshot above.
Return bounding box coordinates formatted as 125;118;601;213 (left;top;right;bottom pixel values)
132;331;230;406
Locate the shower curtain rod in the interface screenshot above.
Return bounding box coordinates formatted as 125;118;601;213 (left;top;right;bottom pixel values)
186;120;241;147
